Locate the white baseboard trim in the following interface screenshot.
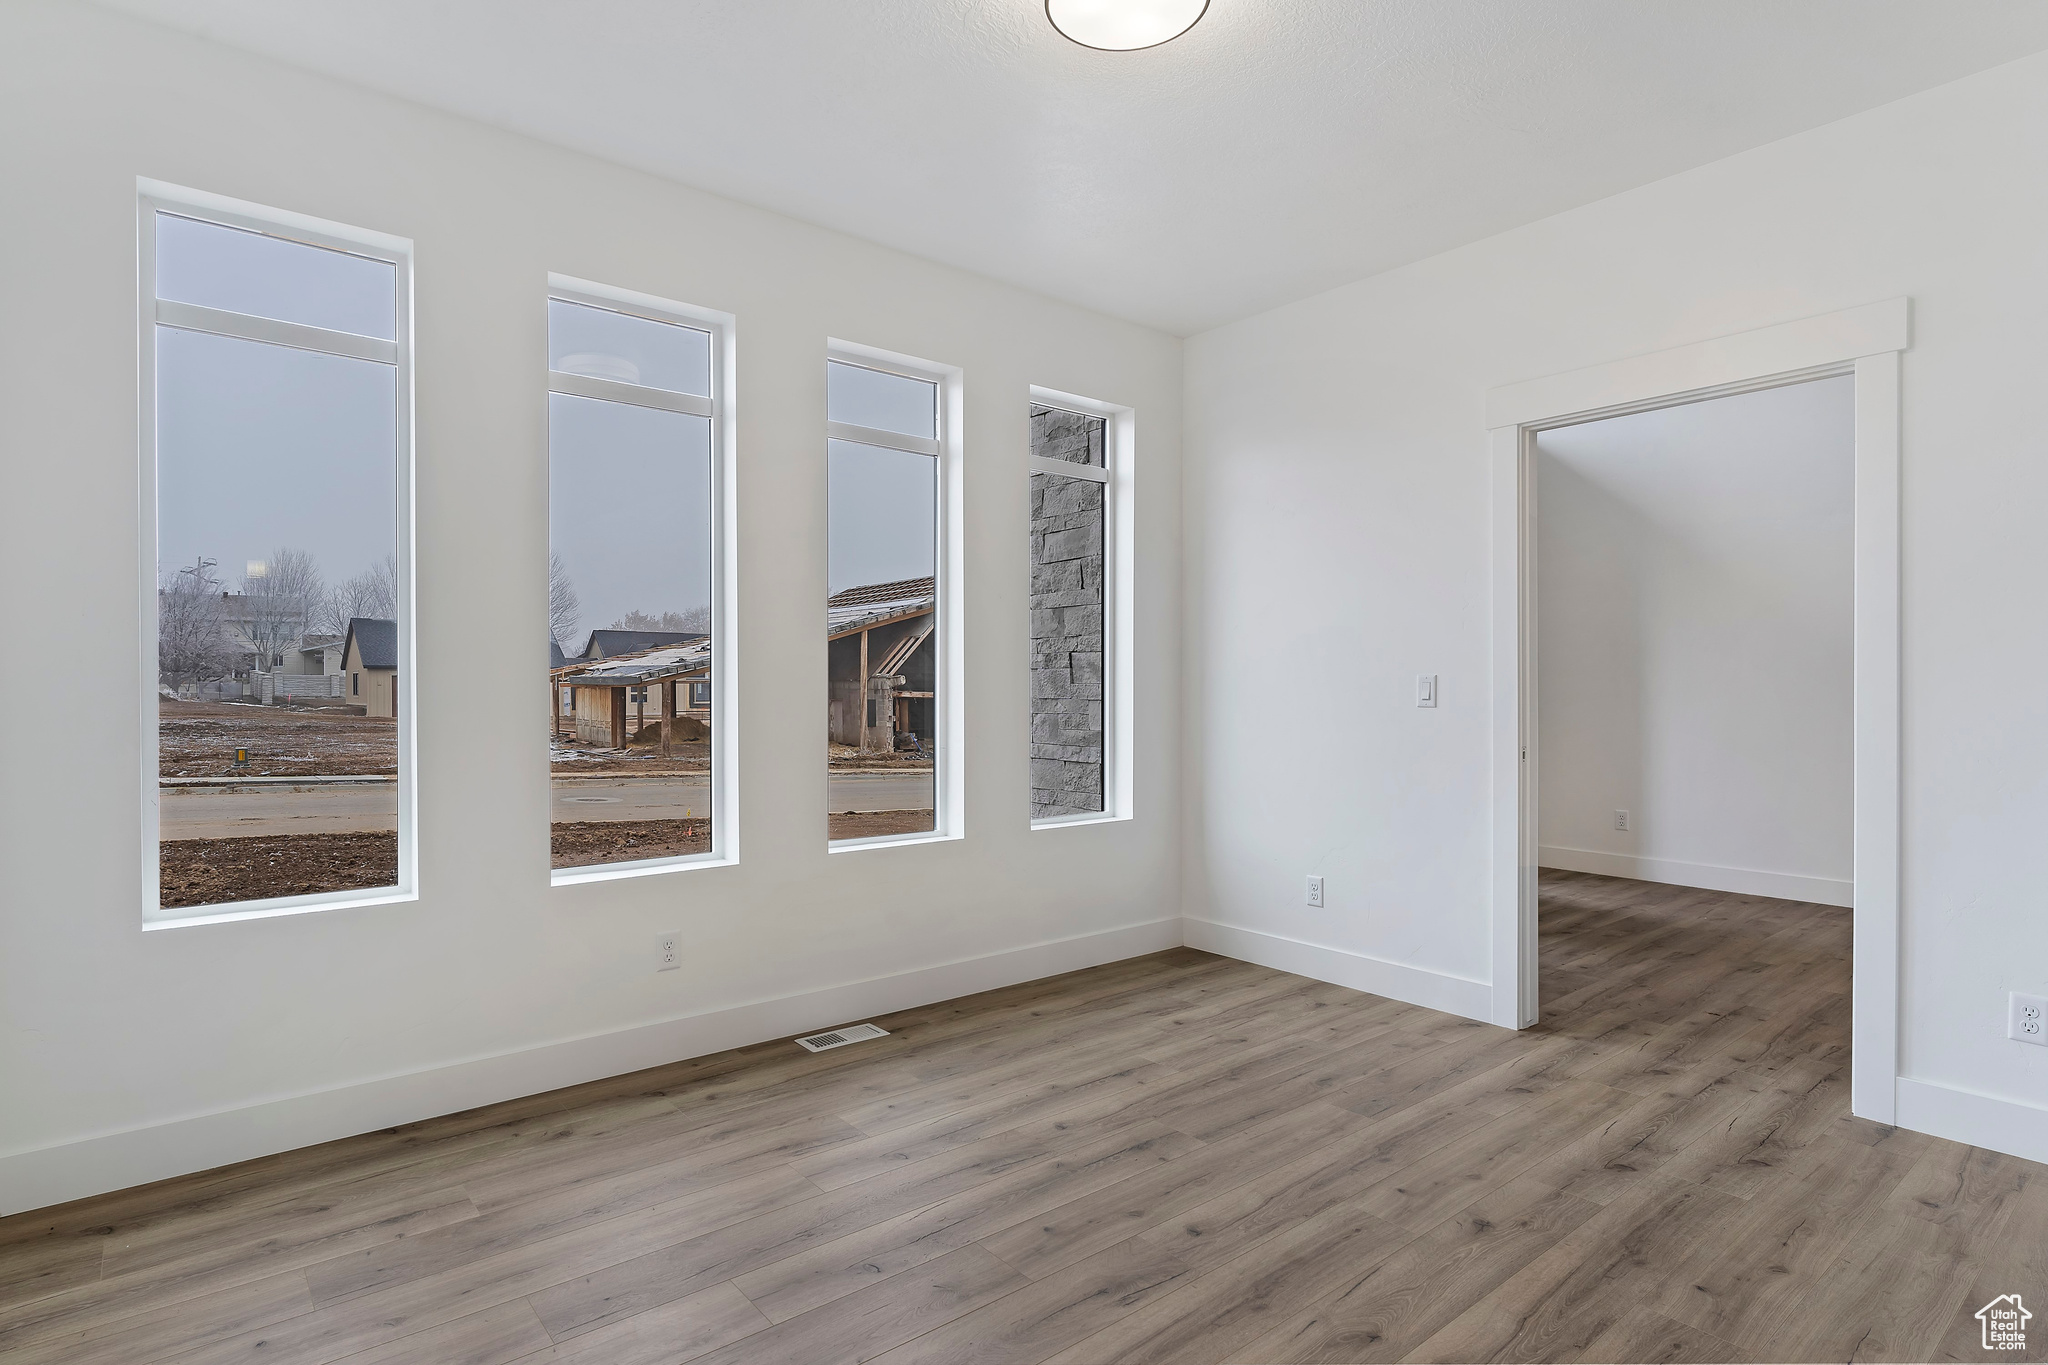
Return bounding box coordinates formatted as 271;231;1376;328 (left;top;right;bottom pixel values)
1539;845;1852;908
0;917;1182;1218
1894;1076;2048;1167
1182;918;1493;1024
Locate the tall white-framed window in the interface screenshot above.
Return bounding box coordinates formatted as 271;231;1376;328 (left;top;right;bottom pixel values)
547;277;736;882
826;343;963;849
139;181;415;927
1029;387;1133;827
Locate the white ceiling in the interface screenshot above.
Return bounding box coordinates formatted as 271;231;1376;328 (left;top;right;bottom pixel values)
97;1;2048;335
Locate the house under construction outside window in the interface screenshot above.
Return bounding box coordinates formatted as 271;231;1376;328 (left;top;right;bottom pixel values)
827;576;935;755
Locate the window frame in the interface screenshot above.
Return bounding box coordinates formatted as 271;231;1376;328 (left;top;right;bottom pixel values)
547;275;739;884
1028;385;1134;829
137;180;417;929
826;341;965;852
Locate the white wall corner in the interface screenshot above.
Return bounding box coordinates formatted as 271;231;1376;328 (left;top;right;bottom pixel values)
1184;918;1495;1024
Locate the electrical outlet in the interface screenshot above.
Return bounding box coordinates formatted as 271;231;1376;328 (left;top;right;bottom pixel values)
1305;875;1325;908
1614;809;1630;833
2011;992;2047;1046
656;933;680;973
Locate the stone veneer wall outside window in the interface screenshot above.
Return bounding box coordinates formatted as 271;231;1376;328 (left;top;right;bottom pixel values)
1029;406;1106;818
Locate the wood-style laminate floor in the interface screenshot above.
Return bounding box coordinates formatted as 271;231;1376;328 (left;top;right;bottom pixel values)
3;871;2043;1364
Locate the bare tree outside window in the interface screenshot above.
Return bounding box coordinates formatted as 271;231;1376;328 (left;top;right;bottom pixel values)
157;557;233;698
149;202;406;918
239;546;324;674
549;551;581;650
321;554;396;638
608;606;710;633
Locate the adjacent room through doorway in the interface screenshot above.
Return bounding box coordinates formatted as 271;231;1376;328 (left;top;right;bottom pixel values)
1532;377;1856;1015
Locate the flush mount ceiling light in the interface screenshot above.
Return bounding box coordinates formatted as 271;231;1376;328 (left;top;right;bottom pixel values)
1046;0;1208;51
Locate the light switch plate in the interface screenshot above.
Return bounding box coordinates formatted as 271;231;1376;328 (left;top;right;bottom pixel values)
1417;674;1437;708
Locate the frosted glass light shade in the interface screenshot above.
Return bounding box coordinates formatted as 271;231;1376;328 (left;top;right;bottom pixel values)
1046;0;1208;51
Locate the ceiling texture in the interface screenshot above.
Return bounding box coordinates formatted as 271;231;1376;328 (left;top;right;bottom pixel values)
95;0;2048;335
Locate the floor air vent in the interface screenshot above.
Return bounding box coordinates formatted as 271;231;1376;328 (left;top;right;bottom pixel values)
795;1022;890;1053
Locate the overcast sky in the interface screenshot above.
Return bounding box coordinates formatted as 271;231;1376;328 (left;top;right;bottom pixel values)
155;214;397;607
155;213;939;646
549;394;711;635
828;442;934;593
827;361;938;595
156;328;396;603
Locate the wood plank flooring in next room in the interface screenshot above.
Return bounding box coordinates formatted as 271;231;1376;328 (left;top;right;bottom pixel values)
3;870;2043;1365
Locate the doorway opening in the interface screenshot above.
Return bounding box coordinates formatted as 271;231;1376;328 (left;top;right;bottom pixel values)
1486;299;1905;1122
1532;378;1854;1066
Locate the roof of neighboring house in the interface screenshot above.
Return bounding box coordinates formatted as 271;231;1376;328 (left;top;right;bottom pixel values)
556;639;712;686
578;629;707;660
551;637;569;670
344;617;398;670
208;591;318;625
299;634;343;650
828;576;936;638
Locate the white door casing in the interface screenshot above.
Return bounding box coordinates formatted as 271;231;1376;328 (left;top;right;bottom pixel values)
1485;299;1906;1124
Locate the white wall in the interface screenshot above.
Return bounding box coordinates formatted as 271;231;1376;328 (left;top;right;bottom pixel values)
1185;50;2048;1152
1536;378;1855;907
0;2;1182;1215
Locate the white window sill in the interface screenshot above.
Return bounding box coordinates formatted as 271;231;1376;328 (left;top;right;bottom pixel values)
828;829;961;855
1031;811;1128;831
552;850;737;887
144;887;417;931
